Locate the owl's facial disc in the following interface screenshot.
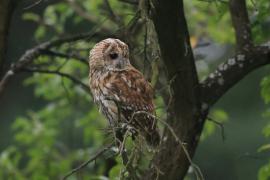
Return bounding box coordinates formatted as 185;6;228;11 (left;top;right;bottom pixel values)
89;38;130;72
103;41;130;70
106;50;129;70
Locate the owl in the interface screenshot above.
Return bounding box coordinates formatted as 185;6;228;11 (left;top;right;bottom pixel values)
89;38;160;146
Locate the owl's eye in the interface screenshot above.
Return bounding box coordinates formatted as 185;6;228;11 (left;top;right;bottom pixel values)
109;53;118;60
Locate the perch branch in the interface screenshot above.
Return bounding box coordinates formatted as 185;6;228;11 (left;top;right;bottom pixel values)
131;111;204;180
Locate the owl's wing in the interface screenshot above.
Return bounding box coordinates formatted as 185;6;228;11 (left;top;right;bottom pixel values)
104;67;154;111
99;67;160;145
100;67;155;122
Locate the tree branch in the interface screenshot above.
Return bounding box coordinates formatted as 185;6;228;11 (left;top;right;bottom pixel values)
21;67;90;93
66;0;99;23
23;0;43;10
229;0;252;51
103;0;123;25
0;31;103;95
40;49;88;65
201;44;270;108
62;143;114;180
118;0;138;5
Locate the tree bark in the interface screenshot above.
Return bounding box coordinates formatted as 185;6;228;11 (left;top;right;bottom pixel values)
201;45;270;107
145;0;203;179
144;0;270;179
0;0;16;78
229;0;252;51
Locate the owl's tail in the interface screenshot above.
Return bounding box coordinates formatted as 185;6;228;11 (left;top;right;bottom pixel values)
145;130;160;147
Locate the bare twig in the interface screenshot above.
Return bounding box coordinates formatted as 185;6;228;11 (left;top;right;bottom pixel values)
0;31;101;95
40;49;88;65
207;116;226;141
21;67;90;93
118;0;139;5
61;143;114;180
103;0;123;25
66;0;98;23
143;20;148;73
23;0;43;10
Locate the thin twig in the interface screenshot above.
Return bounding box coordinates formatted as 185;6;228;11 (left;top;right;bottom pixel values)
143;19;148;74
104;0;123;25
118;0;139;5
207;116;226;141
61;77;72;102
61;143;114;180
0;31;99;95
23;0;43;10
21;67;90;93
40;49;88;65
66;0;98;23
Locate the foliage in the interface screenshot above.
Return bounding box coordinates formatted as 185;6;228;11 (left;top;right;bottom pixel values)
258;74;270;180
0;1;119;179
0;1;151;179
0;0;269;179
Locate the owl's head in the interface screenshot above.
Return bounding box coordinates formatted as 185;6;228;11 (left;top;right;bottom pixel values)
89;38;130;72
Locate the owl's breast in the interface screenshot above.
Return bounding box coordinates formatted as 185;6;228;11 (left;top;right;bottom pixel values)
89;71;121;125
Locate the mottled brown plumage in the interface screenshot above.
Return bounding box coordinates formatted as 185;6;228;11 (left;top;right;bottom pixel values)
89;38;160;146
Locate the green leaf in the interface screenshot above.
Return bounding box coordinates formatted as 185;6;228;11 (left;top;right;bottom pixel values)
22;12;40;22
261;76;270;104
35;26;46;40
262;123;270;137
258;161;270;180
258;144;270;152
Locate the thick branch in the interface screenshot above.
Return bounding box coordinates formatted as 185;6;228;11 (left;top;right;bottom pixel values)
229;0;252;51
201;44;270;107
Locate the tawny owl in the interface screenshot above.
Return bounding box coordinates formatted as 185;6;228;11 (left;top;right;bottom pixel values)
89;38;160;146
